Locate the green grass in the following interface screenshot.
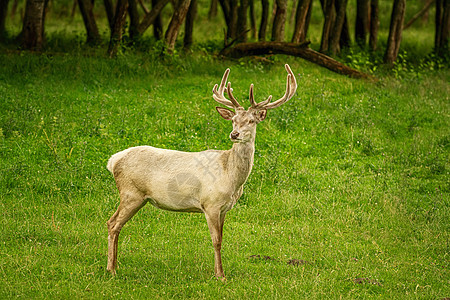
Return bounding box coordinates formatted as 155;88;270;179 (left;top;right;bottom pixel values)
0;50;449;299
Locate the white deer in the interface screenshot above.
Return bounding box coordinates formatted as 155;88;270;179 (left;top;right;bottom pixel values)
106;64;297;280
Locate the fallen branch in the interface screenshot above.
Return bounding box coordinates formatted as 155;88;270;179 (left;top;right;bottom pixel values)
220;42;376;80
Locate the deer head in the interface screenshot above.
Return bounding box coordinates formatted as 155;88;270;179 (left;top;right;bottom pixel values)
213;64;297;143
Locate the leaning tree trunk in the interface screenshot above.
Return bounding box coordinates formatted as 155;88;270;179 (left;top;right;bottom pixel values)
78;0;100;44
292;0;312;43
355;0;370;47
183;0;197;49
165;0;192;53
258;0;269;41
319;0;335;53
369;0;379;50
20;0;46;50
435;0;449;56
0;0;10;40
272;0;287;41
107;0;128;57
329;0;348;55
384;0;406;65
137;0;170;37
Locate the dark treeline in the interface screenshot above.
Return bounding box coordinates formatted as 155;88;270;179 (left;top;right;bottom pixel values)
0;0;448;64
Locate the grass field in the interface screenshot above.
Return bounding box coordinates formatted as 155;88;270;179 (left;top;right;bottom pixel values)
0;46;449;299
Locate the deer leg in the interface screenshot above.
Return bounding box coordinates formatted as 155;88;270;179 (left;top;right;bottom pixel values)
205;209;227;280
107;190;146;275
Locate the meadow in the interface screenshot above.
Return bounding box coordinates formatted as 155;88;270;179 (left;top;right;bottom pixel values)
0;50;448;298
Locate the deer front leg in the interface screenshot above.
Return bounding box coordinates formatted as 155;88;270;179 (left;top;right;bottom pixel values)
205;209;226;280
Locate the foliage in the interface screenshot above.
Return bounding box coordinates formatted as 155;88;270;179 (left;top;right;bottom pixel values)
0;50;448;298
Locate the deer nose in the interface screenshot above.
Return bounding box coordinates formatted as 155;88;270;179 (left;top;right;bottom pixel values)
230;131;240;140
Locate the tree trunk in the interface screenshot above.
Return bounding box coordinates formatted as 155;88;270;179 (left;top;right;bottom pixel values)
219;0;239;39
435;0;449;55
249;0;257;39
319;0;335;53
237;0;248;42
183;0;197;49
20;0;46;50
289;0;297;24
208;0;218;19
221;42;376;80
384;0;406;65
339;11;350;48
258;0;269;41
103;0;114;30
128;0;140;40
292;0;312;43
369;0;378;50
329;0;347;55
165;0;192;53
355;0;370;47
107;0;128;57
78;0;100;44
0;0;10;40
151;0;163;39
137;0;170;36
272;0;287;41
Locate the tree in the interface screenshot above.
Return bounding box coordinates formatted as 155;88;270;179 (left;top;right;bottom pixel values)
369;0;379;50
355;0;370;47
219;0;239;39
165;0;192;53
272;0;287;41
107;0;128;57
103;0;114;29
78;0;100;44
329;0;348;55
384;0;406;65
258;0;269;41
435;0;449;56
292;0;312;43
319;0;335;53
152;0;164;40
0;0;10;40
20;0;47;50
237;0;249;42
184;0;197;49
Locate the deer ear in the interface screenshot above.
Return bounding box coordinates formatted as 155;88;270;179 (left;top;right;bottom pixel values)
255;109;267;123
216;107;235;120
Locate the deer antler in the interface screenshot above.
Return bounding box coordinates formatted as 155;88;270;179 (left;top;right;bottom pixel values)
212;69;242;109
252;64;297;110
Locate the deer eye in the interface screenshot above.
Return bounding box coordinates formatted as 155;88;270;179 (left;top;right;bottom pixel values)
248;119;254;124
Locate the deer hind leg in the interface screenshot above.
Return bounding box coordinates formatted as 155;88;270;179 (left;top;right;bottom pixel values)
205;209;227;280
107;189;146;275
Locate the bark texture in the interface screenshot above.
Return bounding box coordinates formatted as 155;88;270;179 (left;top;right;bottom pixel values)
272;0;287;41
20;0;46;50
292;0;312;43
78;0;100;44
165;0;192;52
384;0;406;65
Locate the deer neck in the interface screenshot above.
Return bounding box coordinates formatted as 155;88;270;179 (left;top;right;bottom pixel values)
227;140;255;188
